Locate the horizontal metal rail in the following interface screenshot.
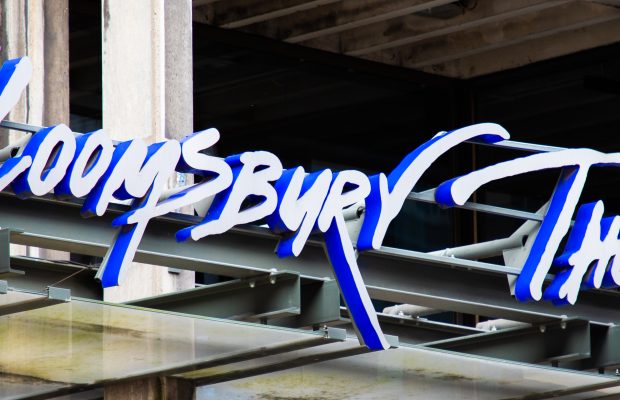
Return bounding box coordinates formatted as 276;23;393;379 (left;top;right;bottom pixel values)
0;285;71;317
1;193;620;325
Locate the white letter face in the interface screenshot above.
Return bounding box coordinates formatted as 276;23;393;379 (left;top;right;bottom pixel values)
82;139;148;217
55;129;114;198
177;151;283;241
96;140;181;288
357;123;510;252
315;171;389;350
12;124;76;197
268;167;332;257
545;201;620;305
435;149;620;302
131;128;233;222
0;57;32;122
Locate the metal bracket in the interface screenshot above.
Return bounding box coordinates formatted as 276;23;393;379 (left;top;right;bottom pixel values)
0;228;25;278
0;286;71;317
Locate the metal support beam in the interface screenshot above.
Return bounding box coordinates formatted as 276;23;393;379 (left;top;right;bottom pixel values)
129;272;342;326
128;271;302;321
338;310;483;345
3;194;620;325
560;325;620;371
0;229;25;278
8;256;100;299
424;319;591;365
270;279;341;328
0;286;70;316
409;189;545;222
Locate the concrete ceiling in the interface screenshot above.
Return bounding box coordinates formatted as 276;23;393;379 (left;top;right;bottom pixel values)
192;0;620;78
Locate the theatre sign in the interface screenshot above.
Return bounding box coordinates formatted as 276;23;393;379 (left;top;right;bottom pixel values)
1;56;618;350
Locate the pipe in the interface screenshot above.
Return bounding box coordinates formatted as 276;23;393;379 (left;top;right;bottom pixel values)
382;304;440;317
429;235;526;260
476;319;531;331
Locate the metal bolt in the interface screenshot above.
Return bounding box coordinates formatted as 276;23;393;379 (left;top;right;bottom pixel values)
539;325;546;333
560;321;567;330
249;281;256;288
269;268;278;284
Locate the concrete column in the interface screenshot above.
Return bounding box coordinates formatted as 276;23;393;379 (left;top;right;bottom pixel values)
43;0;70;127
101;0;195;299
102;2;196;396
0;0;69;260
163;0;196;293
104;377;195;400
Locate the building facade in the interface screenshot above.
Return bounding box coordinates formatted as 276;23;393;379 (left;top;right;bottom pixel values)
1;0;620;399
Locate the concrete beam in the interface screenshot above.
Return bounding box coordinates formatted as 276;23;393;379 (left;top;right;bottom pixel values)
277;0;458;43
192;0;221;7
421;13;620;78
222;0;341;29
344;0;571;56
197;0;333;26
400;2;620;69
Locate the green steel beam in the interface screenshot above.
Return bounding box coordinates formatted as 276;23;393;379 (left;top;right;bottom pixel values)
355;312;483;345
270;279;341;328
0;229;25;278
424;319;591;365
8;256;101;299
4;193;620;326
559;324;620;371
127;271;303;322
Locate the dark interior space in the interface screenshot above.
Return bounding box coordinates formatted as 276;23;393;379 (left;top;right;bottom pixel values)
68;0;620;254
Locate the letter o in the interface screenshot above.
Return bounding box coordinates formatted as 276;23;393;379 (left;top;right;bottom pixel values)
13;124;76;197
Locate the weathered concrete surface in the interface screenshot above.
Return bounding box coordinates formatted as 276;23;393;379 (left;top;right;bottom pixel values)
0;0;70;260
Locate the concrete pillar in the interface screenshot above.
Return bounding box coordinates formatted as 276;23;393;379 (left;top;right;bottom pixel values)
101;0;195;299
43;0;70;127
0;0;69;260
104;377;195;400
102;2;196;396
